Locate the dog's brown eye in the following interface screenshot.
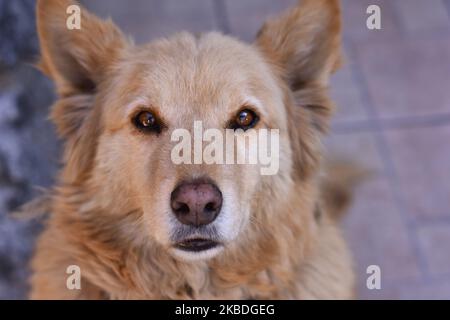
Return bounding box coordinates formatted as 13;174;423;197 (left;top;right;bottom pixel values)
231;109;259;130
138;111;155;127
133;111;161;133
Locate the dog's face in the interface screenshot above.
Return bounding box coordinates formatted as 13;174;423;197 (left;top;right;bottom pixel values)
93;34;292;260
37;0;341;261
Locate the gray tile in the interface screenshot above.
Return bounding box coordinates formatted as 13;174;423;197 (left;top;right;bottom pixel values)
385;125;450;219
85;0;216;43
417;225;450;276
355;35;450;118
324;132;383;173
324;132;421;297
330;52;369;123
357;282;400;299
224;0;297;42
343;177;421;289
393;0;450;33
397;279;450;299
360;278;450;299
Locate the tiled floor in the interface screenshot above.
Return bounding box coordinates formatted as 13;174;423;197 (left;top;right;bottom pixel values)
83;0;450;299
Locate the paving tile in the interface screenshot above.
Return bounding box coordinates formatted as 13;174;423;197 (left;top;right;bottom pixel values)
345;186;417;304
393;0;450;33
417;225;450;276
330;50;369;123
146;0;217;39
355;35;450;118
224;0;297;41
342;176;421;291
85;0;216;43
324;132;383;173
324;132;421;298
394;279;450;299
385;125;450;220
83;0;155;17
357;281;400;299
359;278;450;299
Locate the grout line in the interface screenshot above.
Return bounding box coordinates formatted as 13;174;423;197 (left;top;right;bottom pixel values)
412;215;450;227
331;120;374;134
345;39;432;282
212;0;231;34
381;113;450;127
331;113;450;134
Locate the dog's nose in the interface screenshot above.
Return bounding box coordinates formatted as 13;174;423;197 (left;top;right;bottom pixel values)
170;180;222;227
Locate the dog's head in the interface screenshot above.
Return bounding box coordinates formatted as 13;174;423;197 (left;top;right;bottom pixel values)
37;0;341;261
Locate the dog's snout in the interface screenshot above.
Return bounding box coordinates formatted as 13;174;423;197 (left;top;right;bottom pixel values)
170;180;222;227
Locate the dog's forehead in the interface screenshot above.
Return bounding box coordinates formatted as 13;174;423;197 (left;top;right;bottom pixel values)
116;32;281;113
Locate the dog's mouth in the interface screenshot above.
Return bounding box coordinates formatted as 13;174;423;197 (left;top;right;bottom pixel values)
174;238;220;252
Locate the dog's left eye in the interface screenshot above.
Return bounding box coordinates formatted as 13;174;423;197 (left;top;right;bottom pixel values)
133;111;162;133
230;109;259;131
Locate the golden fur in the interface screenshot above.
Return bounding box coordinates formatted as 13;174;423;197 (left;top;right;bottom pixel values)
29;0;354;299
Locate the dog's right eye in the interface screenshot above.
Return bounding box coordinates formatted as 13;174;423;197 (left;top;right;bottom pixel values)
228;108;259;131
133;111;162;134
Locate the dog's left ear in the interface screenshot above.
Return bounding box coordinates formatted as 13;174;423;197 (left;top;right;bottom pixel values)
255;0;342;178
37;0;128;96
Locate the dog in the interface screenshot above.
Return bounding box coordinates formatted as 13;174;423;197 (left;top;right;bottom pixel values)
28;0;355;299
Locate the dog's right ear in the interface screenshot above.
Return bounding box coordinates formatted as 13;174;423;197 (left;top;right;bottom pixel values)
37;0;128;96
37;0;128;141
37;0;129;181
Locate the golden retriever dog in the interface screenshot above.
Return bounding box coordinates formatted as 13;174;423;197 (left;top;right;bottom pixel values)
29;0;355;299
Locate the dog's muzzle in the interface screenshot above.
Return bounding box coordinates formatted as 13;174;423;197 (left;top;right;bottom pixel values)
170;178;223;252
